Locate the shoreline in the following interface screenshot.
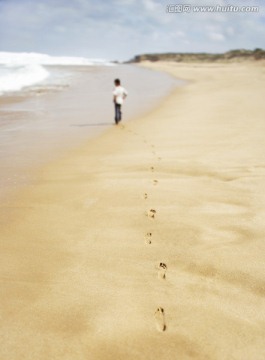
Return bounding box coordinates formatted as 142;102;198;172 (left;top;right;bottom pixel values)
1;61;265;359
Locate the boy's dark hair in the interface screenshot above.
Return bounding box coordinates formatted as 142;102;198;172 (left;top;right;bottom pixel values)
114;78;120;85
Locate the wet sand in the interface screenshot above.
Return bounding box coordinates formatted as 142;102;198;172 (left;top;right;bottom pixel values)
1;62;265;359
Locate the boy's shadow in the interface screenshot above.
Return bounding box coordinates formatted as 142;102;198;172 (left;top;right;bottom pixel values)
71;123;111;127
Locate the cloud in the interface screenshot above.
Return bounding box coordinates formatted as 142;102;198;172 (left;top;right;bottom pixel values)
225;26;235;36
0;0;264;60
208;32;225;41
175;31;186;38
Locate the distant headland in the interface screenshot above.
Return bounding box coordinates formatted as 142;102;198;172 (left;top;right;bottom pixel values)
127;48;265;63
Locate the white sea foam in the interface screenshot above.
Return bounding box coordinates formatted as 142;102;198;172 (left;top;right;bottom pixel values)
0;64;50;93
0;52;113;95
0;52;112;66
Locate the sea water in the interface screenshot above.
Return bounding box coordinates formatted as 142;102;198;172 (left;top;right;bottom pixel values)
0;52;113;95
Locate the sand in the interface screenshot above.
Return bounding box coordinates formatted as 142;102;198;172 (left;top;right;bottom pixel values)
1;62;265;359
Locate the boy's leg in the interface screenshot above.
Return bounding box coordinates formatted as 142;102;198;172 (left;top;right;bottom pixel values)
114;103;119;124
117;104;122;122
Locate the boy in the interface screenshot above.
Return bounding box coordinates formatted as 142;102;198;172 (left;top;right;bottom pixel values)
113;79;128;124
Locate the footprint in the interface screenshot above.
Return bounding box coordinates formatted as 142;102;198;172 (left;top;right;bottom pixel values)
144;193;148;200
147;209;156;219
145;232;152;244
153;180;158;185
154;307;166;332
158;262;167;279
150;166;154;172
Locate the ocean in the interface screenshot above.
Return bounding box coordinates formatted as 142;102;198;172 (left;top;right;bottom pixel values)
0;52;113;94
0;52;180;201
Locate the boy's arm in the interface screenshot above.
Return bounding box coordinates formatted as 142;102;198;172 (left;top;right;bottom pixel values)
113;89;117;103
123;89;128;99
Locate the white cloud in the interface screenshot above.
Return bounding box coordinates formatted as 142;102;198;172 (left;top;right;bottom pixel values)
208;32;225;41
225;26;235;36
142;0;157;11
175;31;186;38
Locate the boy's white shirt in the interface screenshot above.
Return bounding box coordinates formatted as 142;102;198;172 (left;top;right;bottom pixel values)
113;85;128;105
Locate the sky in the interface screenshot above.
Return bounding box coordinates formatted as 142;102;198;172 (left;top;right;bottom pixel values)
0;0;264;61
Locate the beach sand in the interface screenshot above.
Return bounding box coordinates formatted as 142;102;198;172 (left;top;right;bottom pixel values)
1;62;265;359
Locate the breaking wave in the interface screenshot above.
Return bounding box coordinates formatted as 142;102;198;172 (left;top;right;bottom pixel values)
0;52;113;94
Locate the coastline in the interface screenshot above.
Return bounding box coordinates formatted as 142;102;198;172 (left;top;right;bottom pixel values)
1;61;265;359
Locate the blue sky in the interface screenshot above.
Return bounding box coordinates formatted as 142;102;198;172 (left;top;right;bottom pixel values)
0;0;264;60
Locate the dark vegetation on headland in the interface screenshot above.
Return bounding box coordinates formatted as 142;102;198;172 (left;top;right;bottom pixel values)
127;49;265;63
